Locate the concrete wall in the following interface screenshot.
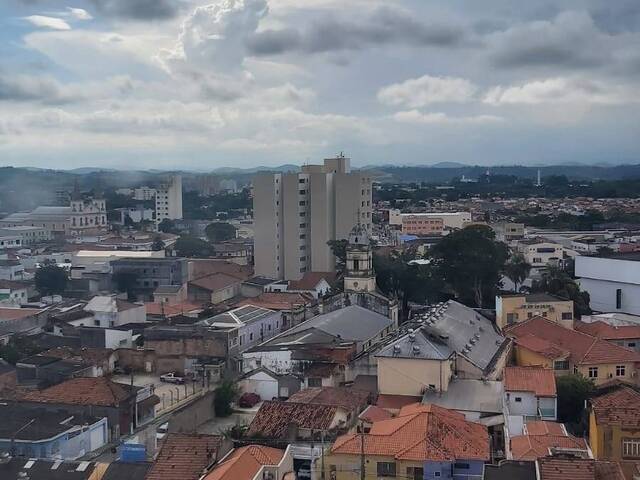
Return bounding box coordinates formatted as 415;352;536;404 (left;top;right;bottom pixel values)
253;173;282;279
505;391;537;416
167;390;216;433
377;357;452;396
309;172;334;272
496;295;574;329
282;173;307;281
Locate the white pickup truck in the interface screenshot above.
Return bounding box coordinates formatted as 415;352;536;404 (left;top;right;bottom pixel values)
159;372;185;384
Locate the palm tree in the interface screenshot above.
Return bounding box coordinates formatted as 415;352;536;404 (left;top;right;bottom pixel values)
504;253;531;293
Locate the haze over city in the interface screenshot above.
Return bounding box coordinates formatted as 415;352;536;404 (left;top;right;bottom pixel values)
2;0;640;169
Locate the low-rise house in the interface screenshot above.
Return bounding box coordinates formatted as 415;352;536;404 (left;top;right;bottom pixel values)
152;284;187;304
504;366;558;430
506;316;640;385
16;354;95;388
111;257;188;301
576;320;640;352
0;403;108;460
285;271;337;298
203;445;291;480
589;385;640;461
76;295;146;328
536;456;625;480
517;239;564;269
238;366;301;400
0;259;25;280
188;272;245;304
496;294;574;330
0;307;48;344
0;279;29;306
327;403;489;480
509;421;590;461
15;376;157;439
146;433;231;480
242;305;395;383
421;378;504;422
201;304;283;354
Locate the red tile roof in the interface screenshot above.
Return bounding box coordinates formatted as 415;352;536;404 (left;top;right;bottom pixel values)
376;394;422;411
591;386;640;427
359;405;393;423
331;403;489;462
504;366;557;397
146;433;223;480
189;259;252;281
289;272;337;291
22;377;131;407
510;421;588;461
0;307;44;321
525;421;566;436
203;445;284;480
506;316;640;366
189;272;243;292
145;301;203;317
514;333;570;360
537;458;625;480
235;292;314;311
287;387;370;412
247;400;340;438
576;321;640;340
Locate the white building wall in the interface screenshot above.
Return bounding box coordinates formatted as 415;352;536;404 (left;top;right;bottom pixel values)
239;371;279;400
505;391;537;416
155;175;183;225
576;256;640;314
253;174;283;279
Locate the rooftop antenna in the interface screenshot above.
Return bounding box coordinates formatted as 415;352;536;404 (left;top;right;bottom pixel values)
535;169;542;187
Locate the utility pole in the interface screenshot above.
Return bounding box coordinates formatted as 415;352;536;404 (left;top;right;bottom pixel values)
11;419;36;456
360;421;365;480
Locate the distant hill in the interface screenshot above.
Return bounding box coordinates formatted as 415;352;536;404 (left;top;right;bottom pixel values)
211;165;300;174
429;162;469;168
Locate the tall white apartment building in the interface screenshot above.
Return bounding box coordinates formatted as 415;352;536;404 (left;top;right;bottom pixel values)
155;175;183;226
253;155;372;281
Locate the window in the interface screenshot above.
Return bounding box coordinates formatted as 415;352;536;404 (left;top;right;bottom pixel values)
616;288;623;309
561;312;573;320
506;313;518;324
377;462;396;477
623;438;640;458
628;342;636;348
308;377;322;387
299;189;306;194
454;462;470;470
434;473;441;478
249;333;253;341
406;467;424;480
515;397;522;403
588;367;599;378
299;223;306;228
299;201;306;206
616;365;626;377
554;360;569;370
353;259;360;270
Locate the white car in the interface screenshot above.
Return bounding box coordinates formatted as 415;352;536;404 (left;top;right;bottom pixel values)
160;372;185;384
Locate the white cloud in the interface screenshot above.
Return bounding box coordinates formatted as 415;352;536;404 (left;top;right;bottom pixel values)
378;75;478;108
484;77;639;105
392;110;503;125
23;15;72;31
67;7;93;21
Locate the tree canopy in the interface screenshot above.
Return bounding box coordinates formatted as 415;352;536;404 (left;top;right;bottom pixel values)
556;374;594;434
532;266;591;317
35;263;68;296
112;271;139;300
214;380;239;417
205;222;237;243
429;225;508;307
174;235;215;257
504;253;531;293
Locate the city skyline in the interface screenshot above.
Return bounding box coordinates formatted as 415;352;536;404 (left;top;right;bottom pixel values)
1;0;640;170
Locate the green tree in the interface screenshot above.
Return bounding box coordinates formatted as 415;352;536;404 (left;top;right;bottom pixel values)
205;222;236;243
214;380;239;417
504;253;531;292
429;225;508;307
151;236;164;251
35;263;68;296
556;374;594;433
112;271;139;300
174;235;214;257
532;266;591;317
158;218;178;234
327;239;348;273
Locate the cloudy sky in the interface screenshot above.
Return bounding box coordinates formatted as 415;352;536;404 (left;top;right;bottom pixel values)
1;0;639;170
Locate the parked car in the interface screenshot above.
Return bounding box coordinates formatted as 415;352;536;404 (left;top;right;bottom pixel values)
156;422;169;441
238;392;261;408
160;372;185;384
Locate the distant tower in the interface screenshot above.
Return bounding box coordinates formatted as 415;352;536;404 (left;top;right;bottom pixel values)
343;220;376;293
536;169;542;187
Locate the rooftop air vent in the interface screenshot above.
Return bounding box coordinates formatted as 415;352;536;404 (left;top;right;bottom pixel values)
408;333;416;342
412;345;421;355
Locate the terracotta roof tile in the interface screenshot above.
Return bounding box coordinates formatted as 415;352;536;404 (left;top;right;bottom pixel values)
537;458;625;480
0;307;44;321
189;272;243;292
359;405;393;423
507;316;640;365
376;394;422;411
203;445;284;480
504;366;557;397
514;333;570;360
247;401;339;438
331;402;489;462
287;387;370;412
576;321;640;340
289;272;337;291
525;421;566;436
510;423;588;461
146;434;223;480
145;302;203;317
21;377;131;407
235;292;314;311
591;386;640;427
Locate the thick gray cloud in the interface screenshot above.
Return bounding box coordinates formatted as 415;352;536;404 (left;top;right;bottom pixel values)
246;6;468;56
0;72;73;103
87;0;180;20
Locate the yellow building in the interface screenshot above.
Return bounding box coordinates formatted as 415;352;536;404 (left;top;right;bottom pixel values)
506;316;640;386
496;293;574;330
589;386;640;461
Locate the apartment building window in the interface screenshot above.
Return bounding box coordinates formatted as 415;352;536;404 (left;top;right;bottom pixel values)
299;201;306;206
616;289;623;309
308;378;322;387
623;438;640;458
533;257;542;263
506;313;518;324
588;367;599;378
299;223;306;228
299;190;306;194
300;245;306;250
376;462;396;477
298;178;305;183
299;212;305;217
299;234;306;239
300;256;306;261
616;365;626;376
454;463;471;470
561;312;573;320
